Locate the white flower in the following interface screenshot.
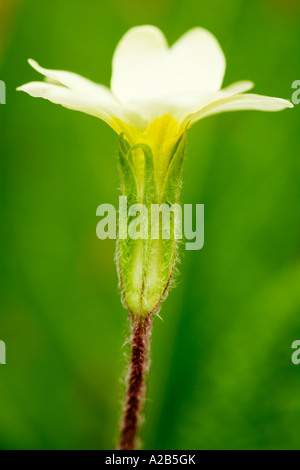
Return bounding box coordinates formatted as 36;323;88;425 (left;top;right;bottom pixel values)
18;25;293;147
16;26;294;318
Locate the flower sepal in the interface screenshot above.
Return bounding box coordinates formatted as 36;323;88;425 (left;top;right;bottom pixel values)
116;132;186;317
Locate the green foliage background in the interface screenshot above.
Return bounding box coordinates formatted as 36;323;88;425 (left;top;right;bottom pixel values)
1;0;300;450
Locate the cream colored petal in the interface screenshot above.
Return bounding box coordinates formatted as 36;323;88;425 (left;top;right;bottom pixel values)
28;59;117;102
111;26;227;103
111;25;169;103
17;81;123;129
136;85;248;124
126;81;254;125
165;81;254;112
222;80;254;94
187;93;293;125
166;27;226;94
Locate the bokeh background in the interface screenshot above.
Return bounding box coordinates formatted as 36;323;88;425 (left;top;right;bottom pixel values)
1;0;300;450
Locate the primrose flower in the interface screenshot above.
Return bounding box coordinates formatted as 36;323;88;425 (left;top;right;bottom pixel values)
18;26;292;178
18;25;293;319
18;25;293;451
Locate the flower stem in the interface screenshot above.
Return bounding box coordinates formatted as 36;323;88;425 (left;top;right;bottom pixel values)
118;314;153;450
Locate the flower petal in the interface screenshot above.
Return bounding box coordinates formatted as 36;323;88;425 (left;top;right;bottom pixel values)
141;82;254;124
188;93;293;124
222;80;254;94
28;59;117;101
17;81;124;129
111;26;226;103
111;25;168;103
166;27;226;94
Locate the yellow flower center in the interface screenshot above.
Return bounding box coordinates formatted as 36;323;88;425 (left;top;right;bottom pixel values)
114;115;185;194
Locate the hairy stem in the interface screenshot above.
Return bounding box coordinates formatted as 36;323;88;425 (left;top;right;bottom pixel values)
118;314;153;450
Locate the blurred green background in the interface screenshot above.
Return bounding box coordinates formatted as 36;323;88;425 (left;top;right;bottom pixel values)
1;0;300;450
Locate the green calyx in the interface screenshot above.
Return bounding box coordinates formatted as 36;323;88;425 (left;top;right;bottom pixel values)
116;132;187;318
